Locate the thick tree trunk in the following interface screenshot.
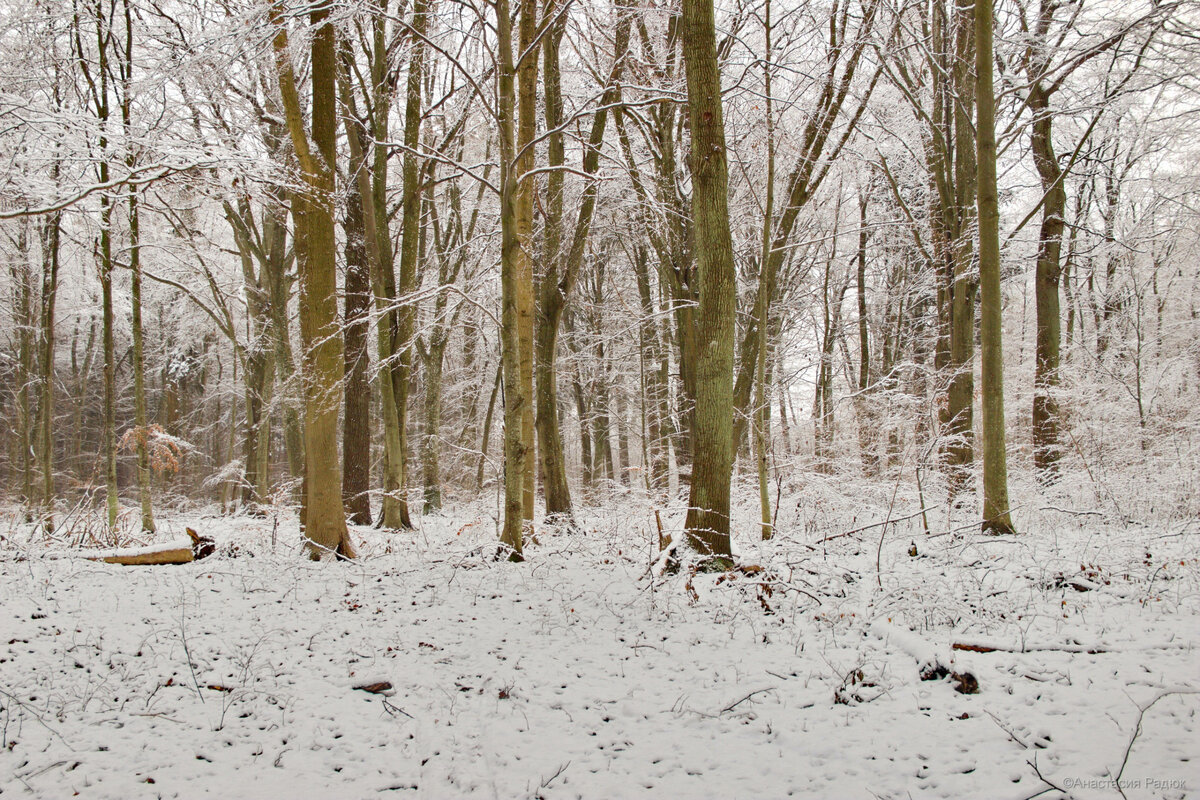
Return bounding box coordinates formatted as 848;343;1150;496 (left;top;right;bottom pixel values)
516;0;538;522
536;14;572;518
680;0;736;561
495;0;536;557
342;176;373;525
1030;87;1065;480
949;0;978;492
339;82;406;530
271;1;354;558
975;0;1015;534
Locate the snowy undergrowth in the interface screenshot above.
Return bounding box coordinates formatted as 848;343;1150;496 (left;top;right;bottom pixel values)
0;488;1196;799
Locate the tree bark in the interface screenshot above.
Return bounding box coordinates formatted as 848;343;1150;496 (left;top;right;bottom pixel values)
339;46;406;530
270;0;354;558
1030;90;1065;480
496;0;536;557
975;0;1015;534
516;0;538;522
37;212;61;510
11;223;35;512
342;173;373;525
536;12;572;517
680;0;736;561
393;0;430;529
118;0;154;532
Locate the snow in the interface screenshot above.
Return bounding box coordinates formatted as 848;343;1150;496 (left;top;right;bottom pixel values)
1;500;1197;798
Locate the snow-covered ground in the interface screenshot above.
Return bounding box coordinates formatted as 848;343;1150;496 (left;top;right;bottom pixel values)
1;492;1197;799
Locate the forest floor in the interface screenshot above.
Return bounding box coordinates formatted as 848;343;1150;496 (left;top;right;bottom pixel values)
0;482;1197;799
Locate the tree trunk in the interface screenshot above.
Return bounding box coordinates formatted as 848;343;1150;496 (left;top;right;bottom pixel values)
756;0;776;538
854;190;879;477
338;57;406;530
37;212;61;510
680;0;736;561
495;0;536;557
226;195;274;511
84;13;119;530
476;362;502;493
393;0;430;530
270;0;354;558
946;0;977;492
342;174;373;525
262;197;304;491
118;0;154;533
421;340;446;513
516;0;538;522
536;5;631;517
12;223;34;512
975;0;1014;534
631;242;670;491
536;13;572;518
101;181;118;530
1029;87;1065;480
128;185;155;532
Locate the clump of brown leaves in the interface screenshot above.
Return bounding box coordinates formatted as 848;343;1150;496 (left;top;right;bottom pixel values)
118;424;191;476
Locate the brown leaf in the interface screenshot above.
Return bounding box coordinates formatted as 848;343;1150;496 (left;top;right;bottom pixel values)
354;681;393;695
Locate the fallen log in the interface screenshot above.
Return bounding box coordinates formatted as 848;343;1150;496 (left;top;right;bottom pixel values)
871;620;979;694
85;541;195;566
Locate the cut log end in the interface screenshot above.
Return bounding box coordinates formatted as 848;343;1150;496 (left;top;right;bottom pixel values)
187;528;217;560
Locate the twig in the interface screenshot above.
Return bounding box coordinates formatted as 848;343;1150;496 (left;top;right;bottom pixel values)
382;699;414;719
537;761;571;793
0;687;70;746
915;465;932;537
179;605;205;704
720;687;774;714
1039;506;1106;517
1113;691;1197;793
986;710;1030;749
876;476;903;589
818;506;939;543
1026;755;1069;798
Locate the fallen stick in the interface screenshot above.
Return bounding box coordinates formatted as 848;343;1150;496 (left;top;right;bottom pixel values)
952;638;1194;655
819;507;938;543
